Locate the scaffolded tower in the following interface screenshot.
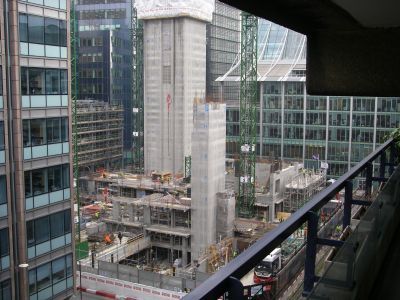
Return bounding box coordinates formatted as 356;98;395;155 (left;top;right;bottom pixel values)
75;101;124;172
131;4;144;173
70;0;81;241
191;102;227;262
283;170;327;213
136;0;214;176
237;13;258;218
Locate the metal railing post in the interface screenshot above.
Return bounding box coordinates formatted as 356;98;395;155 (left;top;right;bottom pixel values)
379;151;386;179
365;162;373;196
343;180;353;229
389;142;396;175
182;138;395;299
303;211;319;296
227;276;244;300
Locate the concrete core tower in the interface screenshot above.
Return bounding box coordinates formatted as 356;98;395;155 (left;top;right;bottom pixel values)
191;102;226;262
136;0;214;175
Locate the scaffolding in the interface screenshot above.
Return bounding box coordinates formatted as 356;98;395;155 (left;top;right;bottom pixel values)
131;4;144;172
70;0;80;241
283;170;327;213
75;101;124;172
238;12;258;218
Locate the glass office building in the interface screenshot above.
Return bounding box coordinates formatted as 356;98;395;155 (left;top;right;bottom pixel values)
206;0;240;102
0;0;74;299
225;19;400;179
76;0;133;151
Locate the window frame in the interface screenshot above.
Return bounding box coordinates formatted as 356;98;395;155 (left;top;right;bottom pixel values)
19;14;67;48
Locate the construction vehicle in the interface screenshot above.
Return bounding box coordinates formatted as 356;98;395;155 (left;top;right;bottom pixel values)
254;248;282;284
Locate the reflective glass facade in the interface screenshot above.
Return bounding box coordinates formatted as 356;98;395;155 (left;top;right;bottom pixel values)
0;1;73;298
76;0;132;150
206;1;240;102
225;19;400;179
227;81;400;178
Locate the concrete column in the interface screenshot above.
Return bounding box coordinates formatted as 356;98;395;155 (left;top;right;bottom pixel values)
171;209;175;227
270;201;275;222
143;206;151;225
182;237;188;266
128;203;134;222
112;201;121;221
170;236;174;263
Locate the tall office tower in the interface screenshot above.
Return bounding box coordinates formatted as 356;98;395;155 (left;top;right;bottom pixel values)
191;102;226;262
75;0;133;152
224;19;400;181
0;0;74;299
206;0;240;102
136;0;214;175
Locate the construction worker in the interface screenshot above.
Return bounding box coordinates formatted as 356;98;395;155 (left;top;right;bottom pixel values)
118;232;123;244
104;234;112;244
95;211;100;219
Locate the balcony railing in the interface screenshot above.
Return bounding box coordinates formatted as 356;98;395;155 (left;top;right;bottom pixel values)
184;138;398;299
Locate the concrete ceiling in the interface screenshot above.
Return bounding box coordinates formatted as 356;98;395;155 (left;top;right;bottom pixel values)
220;0;400;96
332;0;400;28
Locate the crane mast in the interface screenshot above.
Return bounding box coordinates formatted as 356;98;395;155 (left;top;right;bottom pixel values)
238;12;258;218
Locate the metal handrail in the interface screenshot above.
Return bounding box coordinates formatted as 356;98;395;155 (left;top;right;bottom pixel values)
184;138;396;299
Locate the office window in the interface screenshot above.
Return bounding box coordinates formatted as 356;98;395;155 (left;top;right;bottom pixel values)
48;165;62;192
24;164;70;198
28;68;45;95
29;255;72;298
21;68;68;96
25;173;32;198
26;209;71;248
0;176;6;205
52;256;65;282
62;165;69;189
28;15;44;44
35;216;50;244
19;14;67;47
0;122;4;150
50;211;64;238
0;280;11;300
45;69;60;94
61;117;68;142
32;169;46;195
0;228;8;259
24;119;46;146
59;20;67;47
47;118;61;143
24;118;68;147
19;14;28;42
29;269;36;296
44;18;59;46
60;70;68;94
36;263;51;291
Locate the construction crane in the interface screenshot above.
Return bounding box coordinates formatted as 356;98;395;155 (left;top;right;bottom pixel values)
238;12;258;218
70;0;81;241
131;2;144;173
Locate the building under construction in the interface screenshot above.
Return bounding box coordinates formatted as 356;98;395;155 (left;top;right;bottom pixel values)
78;170;235;269
283;169;326;213
75;100;123;174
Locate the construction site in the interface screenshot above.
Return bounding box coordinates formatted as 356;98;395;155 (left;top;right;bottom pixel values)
72;1;342;299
